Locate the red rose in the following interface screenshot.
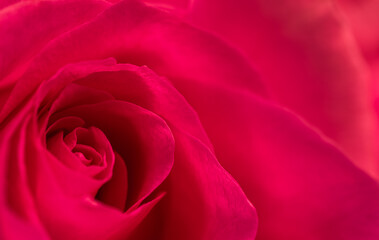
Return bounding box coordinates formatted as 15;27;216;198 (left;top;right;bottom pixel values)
1;0;379;240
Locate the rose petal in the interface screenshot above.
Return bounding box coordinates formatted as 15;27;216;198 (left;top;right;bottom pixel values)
96;152;128;211
75;64;213;148
335;0;379;146
176;79;379;239
46;116;85;137
0;208;50;240
0;0;19;10
0;108;50;239
32;59;212;152
186;0;378;175
335;0;379;59
0;0;109;106
24;58;257;238
0;95;166;239
0;0;265;123
124;127;258;240
163;126;257;239
46;131;112;197
142;0;191;11
36;161;165;240
49;99;175;209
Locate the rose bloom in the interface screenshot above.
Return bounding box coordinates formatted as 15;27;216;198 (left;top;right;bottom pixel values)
1;0;379;239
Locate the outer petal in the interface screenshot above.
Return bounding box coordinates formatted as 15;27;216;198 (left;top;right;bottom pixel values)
176;79;379;240
142;0;191;10
186;0;378;175
335;0;379;60
0;109;50;240
335;0;379;152
163;126;257;239
0;0;265;123
127;124;258;240
0;0;109;105
1;59;258;239
0;0;19;10
0;89;164;239
67;62;258;239
49;100;175;210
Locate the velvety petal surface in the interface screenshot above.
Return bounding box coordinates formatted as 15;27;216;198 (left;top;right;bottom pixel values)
0;0;265;124
161;125;257;239
186;0;378;176
49;100;174;209
175;79;379;240
335;0;379;60
0;0;20;11
0;108;50;240
67;61;258;239
0;72;169;239
335;0;379;153
0;58;258;239
0;0;109;106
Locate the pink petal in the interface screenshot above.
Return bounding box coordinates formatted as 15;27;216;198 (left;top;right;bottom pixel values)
0;0;265;123
335;0;379;147
96;153;128;211
176;79;379;239
160;126;257;239
50;100;175;209
0;0;109;105
125;127;258;240
1;54;258;238
142;0;191;10
46;130;113;196
0;108;50;239
335;0;379;59
0;91;167;239
186;0;378;175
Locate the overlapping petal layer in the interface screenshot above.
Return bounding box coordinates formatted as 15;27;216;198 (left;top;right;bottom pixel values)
1;0;378;240
0;59;257;239
0;0;265;123
185;0;378;175
0;0;109;105
175;79;379;240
